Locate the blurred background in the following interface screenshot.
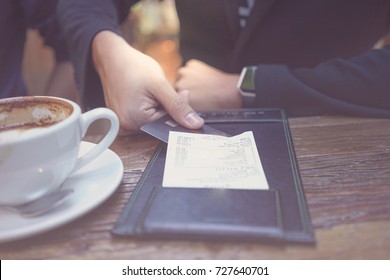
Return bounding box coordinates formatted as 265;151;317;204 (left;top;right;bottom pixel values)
23;0;180;96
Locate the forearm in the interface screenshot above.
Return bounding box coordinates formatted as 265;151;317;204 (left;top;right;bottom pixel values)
255;46;390;117
92;31;133;85
57;0;134;107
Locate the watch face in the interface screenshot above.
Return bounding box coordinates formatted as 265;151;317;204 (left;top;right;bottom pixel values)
241;67;256;92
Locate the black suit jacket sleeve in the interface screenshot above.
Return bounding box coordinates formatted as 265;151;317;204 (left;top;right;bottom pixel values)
255;45;390;117
57;0;136;109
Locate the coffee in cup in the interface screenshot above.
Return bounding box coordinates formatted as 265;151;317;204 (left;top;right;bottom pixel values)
0;96;119;206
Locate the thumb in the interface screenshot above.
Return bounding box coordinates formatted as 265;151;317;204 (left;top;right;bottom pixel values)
177;89;204;128
157;86;204;129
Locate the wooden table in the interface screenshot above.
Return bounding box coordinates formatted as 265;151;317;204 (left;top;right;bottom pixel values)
1;116;390;259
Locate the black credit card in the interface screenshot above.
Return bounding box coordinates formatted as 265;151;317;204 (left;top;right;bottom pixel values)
141;113;229;143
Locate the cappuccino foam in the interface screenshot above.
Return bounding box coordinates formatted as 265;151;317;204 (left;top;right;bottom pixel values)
0;96;73;141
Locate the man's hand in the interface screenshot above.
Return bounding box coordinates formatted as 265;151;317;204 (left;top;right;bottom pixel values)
175;59;242;111
92;31;204;135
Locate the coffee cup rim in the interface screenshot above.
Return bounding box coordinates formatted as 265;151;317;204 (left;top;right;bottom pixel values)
0;96;80;145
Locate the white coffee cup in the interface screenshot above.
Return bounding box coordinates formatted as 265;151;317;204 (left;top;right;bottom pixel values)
0;96;119;206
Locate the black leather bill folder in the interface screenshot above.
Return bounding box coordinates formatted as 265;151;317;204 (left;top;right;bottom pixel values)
112;109;315;244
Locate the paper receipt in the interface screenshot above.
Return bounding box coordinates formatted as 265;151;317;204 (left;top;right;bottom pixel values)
162;131;269;189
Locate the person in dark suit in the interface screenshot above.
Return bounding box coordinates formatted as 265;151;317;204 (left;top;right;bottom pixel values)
57;0;390;135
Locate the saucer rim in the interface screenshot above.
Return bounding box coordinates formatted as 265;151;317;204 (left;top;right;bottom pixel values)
0;141;123;244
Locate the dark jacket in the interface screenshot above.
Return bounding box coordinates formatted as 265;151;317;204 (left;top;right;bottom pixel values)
0;0;70;98
58;0;390;117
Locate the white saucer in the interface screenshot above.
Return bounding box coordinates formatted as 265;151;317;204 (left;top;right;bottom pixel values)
0;141;123;244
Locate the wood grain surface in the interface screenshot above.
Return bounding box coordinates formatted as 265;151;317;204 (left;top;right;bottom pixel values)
1;116;390;259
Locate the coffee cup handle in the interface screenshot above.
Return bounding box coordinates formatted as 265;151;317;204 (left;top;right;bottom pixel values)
71;108;119;173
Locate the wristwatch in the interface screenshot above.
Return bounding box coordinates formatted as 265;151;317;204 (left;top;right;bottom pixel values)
237;66;257;108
